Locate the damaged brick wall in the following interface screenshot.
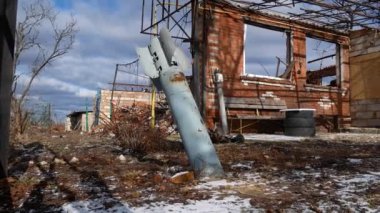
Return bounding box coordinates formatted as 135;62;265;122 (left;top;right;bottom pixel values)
350;29;380;127
193;2;350;132
97;90;159;123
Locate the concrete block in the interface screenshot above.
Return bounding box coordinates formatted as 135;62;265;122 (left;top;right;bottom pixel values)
355;111;376;119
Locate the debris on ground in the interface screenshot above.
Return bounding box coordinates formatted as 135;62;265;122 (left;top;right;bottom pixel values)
170;171;195;184
1;118;380;212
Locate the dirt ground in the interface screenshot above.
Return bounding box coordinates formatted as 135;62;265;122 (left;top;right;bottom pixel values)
1;129;379;212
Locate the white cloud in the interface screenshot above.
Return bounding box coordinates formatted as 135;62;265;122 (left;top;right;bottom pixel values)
15;0;150;120
33;76;96;98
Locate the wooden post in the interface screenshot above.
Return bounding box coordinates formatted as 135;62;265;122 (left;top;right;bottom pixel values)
0;0;18;178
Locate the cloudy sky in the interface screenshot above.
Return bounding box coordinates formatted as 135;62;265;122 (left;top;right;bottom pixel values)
15;0;334;122
16;0;153;121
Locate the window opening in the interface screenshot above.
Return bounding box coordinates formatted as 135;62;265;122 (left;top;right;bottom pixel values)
306;37;338;86
244;24;290;79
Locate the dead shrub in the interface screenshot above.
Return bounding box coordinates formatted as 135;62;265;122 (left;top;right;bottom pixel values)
102;105;174;156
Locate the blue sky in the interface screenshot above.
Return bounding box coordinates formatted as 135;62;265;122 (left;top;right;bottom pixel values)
16;0;336;122
17;0;150;121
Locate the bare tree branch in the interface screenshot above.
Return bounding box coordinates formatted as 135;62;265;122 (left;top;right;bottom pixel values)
12;0;78;135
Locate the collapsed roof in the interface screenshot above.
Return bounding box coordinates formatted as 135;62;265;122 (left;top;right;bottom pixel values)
140;0;380;41
217;0;380;31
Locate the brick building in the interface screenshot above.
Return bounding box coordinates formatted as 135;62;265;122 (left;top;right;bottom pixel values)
141;0;380;133
192;1;351;132
93;89;165;125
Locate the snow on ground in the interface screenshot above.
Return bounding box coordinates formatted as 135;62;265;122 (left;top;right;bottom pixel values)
62;168;380;212
332;173;380;212
132;195;252;213
243;134;305;142
62;197;133;213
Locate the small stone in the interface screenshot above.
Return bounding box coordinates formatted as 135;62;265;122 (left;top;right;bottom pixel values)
158;185;166;191
69;157;79;163
131;191;141;198
285;162;293;167
28;160;34;165
118;155;126;163
39;161;48;166
153;174;163;184
167;166;184;175
170;171;195;184
54;158;65;164
7;177;16;183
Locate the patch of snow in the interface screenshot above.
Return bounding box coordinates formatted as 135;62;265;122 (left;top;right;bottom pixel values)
368;171;380;176
194;179;245;190
132;195;253;213
347;158;362;164
167;165;185;175
243;134;305;142
330;173;380;212
104;176;116;181
230;161;253;170
241;173;264;183
62;197;132;213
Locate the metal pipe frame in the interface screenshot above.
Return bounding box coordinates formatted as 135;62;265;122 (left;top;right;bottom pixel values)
141;0;192;41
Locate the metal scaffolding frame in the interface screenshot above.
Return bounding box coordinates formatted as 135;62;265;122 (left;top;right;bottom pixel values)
222;0;380;30
141;0;380;42
141;0;193;41
110;59;151;105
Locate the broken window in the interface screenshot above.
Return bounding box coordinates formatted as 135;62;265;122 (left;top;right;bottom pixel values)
306;37;338;87
244;24;290;79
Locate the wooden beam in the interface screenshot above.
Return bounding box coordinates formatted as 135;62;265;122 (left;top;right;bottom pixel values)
0;0;18;178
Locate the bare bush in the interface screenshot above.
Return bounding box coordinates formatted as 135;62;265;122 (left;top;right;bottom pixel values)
102;106;169;156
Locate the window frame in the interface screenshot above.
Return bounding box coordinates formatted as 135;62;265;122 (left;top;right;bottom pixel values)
243;22;292;81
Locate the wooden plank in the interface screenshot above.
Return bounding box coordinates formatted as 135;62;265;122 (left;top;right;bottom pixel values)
225;97;286;106
351;36;380;47
350;41;380;52
352;119;380;127
350;45;380;57
226;103;287;110
234;115;284;120
350;52;380;100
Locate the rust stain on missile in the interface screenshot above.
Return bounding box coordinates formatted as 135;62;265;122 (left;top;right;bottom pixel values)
170;72;186;82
